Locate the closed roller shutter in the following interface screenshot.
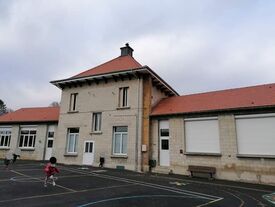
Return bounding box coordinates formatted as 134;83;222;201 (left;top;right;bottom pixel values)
236;114;275;156
185;117;220;154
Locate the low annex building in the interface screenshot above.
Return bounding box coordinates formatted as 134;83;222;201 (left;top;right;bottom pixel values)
151;84;275;184
0;107;59;160
1;44;275;185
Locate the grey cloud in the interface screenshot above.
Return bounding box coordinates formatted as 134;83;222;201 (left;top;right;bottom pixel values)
1;0;275;109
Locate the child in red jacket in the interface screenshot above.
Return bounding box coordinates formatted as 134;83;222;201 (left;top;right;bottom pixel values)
44;157;59;187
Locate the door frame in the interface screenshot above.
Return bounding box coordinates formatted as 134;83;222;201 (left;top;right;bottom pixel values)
159;120;170;166
82;140;95;165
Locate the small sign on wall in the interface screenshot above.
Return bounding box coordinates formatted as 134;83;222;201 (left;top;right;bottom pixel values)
142;144;147;152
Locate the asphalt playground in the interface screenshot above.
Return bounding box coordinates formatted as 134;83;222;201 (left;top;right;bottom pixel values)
0;160;275;207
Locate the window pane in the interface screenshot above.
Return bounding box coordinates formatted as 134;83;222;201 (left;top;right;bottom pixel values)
122;134;127;154
97;113;101;131
123;88;128;106
74;134;78;152
24;136;28;147
0;137;4;146
30;130;36;135
93;113;102;131
19;136;24;147
114;134;121;153
29;136;33;147
33;136;36;147
115;126;127;132
68;135;74;152
85;142;89;153
160;129;169;137
70;93;78;111
4;136;9;146
89;142;93;153
48;140;53;148
48;131;54;138
161;139;169;150
69;128;79;133
21;130;29;135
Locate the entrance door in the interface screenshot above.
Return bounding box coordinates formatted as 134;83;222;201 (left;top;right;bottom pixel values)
45;125;55;160
159;120;170;166
82;141;94;165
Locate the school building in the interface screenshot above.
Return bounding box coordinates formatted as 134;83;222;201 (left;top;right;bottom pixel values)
1;44;275;185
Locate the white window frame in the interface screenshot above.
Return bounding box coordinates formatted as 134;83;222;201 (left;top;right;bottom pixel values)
47;125;55;148
69;93;78;111
119;87;129;108
66;128;79;154
19;127;37;149
92;112;102;132
112;126;128;155
0;127;11;148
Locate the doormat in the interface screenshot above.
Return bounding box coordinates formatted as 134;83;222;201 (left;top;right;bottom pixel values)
263;192;275;205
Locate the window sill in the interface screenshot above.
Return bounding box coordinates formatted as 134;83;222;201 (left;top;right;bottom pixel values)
111;155;128;159
64;153;78;157
0;147;10;150
237;154;275;159
67;110;79;114
116;107;130;110
90;131;102;135
185;152;222;157
20;148;35;151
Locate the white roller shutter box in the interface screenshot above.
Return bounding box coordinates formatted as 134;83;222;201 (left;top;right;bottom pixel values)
236;114;275;156
185;118;220;154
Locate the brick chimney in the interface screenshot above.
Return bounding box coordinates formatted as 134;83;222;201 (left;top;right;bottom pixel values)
120;43;134;57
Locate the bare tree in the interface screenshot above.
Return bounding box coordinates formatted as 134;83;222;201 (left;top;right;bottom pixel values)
49;101;60;107
0;99;7;115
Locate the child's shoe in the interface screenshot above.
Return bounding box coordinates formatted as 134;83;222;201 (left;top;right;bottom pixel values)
44;183;47;187
52;181;56;186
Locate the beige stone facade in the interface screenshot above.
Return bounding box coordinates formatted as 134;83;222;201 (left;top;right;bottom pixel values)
0;123;57;160
54;78;142;170
53;71;171;171
150;114;275;185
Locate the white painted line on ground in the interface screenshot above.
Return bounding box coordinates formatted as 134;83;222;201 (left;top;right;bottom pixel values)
63;167;222;201
10;174;89;183
196;198;224;207
0;184;136;204
152;174;274;193
77;194;203;207
10;170;77;192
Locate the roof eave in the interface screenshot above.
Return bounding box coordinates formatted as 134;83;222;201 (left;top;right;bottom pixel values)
144;66;179;96
50;66;178;96
0;120;59;125
50;67;147;89
150;105;275;117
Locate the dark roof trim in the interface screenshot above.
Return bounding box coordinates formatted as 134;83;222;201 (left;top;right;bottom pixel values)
144;66;179;96
50;67;178;96
150;105;275;117
50;67;146;86
0;120;58;125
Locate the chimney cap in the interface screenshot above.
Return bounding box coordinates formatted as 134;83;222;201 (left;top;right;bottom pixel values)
120;43;134;57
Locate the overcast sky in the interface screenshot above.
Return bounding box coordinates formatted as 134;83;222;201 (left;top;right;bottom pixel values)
1;0;275;110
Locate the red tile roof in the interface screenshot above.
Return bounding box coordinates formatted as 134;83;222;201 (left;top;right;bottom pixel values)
151;83;275;116
0;107;60;123
73;55;142;78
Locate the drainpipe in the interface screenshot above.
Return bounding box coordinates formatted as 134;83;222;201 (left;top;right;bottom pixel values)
134;71;141;172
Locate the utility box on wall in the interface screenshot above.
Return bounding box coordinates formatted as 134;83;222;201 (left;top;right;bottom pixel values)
142;144;147;152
